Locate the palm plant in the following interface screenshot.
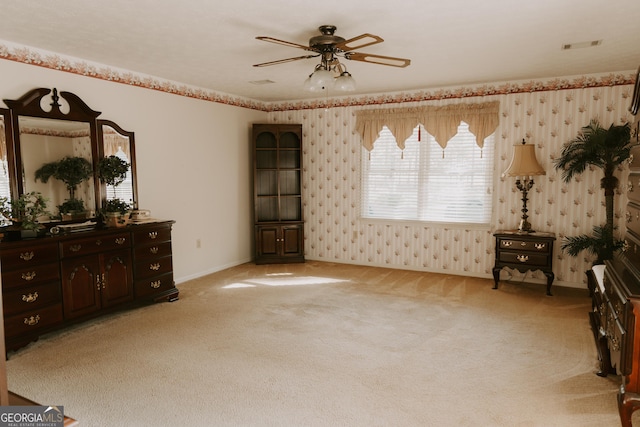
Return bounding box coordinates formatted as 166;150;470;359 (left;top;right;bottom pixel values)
554;120;634;263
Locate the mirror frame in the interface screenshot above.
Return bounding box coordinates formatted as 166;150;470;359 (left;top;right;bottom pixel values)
2;88;137;222
97;119;138;207
0;108;16;201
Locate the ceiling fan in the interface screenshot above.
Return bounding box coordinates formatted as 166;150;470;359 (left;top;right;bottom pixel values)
254;25;411;68
253;25;411;92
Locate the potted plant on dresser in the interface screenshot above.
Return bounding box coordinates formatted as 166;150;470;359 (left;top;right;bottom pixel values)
34;156;93;220
554;119;633;263
0;191;50;239
97;155;131;227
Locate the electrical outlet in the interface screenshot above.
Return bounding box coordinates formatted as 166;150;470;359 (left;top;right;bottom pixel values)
196;239;201;248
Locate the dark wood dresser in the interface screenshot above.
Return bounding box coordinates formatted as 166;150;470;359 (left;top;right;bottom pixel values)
588;141;640;426
493;230;556;295
0;220;178;353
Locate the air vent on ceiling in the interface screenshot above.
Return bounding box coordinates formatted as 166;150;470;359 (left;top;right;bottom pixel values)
562;40;602;50
249;80;275;85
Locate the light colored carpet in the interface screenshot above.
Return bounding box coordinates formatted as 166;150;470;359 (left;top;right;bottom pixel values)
5;261;629;426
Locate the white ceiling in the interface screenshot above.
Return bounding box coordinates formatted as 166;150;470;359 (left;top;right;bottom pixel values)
1;0;639;103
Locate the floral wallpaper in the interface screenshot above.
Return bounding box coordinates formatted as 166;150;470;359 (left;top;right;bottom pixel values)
0;40;636;287
267;83;637;288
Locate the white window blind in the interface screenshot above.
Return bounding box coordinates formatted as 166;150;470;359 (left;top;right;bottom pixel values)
361;122;494;224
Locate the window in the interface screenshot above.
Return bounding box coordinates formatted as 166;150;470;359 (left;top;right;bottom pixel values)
361;122;494;224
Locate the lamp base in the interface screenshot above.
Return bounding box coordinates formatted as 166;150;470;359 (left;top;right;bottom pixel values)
517;219;534;234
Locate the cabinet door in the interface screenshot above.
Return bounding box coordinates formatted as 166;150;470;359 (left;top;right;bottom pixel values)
282;225;303;256
101;249;134;308
61;255;101;319
256;225;279;257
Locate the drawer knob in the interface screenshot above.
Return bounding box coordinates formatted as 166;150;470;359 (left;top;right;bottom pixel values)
70;244;82;252
115;237;126;245
21;271;36;281
19;251;34;261
149;231;158;239
150;280;161;289
516;255;529;262
23;315;40;326
503;241;513;247
22;292;38;303
150;263;161;271
534;243;546;250
149;246;159;254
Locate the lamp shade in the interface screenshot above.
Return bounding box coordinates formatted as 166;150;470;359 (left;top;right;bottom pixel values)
503;141;545;178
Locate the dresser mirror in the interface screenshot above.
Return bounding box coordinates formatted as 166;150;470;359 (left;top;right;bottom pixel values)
0;110;12;217
97;119;137;204
2;88;137;225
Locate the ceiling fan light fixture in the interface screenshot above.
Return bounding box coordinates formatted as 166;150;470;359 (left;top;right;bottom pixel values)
306;68;334;91
335;71;356;92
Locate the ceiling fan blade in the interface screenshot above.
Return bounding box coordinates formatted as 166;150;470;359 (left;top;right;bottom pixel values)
335;33;383;51
253;55;319;67
256;36;313;51
345;52;411;68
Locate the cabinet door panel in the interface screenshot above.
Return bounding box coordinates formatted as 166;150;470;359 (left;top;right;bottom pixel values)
256;226;278;256
102;249;134;308
282;226;302;255
61;255;101;319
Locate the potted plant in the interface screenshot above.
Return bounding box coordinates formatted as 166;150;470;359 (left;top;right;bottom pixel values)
97;155;131;227
97;155;129;198
100;198;131;227
554;119;634;263
58;198;87;220
0;191;50;238
35;156;93;219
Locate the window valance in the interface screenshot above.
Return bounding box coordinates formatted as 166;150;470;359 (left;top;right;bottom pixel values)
355;101;500;151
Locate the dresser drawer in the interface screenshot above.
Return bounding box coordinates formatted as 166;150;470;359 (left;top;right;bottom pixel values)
498;251;549;267
132;227;171;245
1;262;60;290
133;241;172;260
2;282;61;317
135;272;174;298
135;256;173;279
60;232;131;258
0;243;58;270
4;303;63;339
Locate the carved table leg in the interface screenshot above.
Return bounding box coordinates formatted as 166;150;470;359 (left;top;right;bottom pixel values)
618;391;640;427
544;271;554;296
492;267;501;290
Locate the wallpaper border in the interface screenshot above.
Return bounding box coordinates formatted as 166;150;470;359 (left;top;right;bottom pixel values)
0;40;635;112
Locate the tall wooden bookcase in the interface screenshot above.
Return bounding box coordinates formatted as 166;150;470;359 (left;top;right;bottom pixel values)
252;124;304;264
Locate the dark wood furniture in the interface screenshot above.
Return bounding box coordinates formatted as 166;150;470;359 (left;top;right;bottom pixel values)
493;230;556;295
588;141;640;426
252;123;304;264
0;221;177;353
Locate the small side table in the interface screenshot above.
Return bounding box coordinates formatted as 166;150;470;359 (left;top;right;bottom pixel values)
493;230;556;296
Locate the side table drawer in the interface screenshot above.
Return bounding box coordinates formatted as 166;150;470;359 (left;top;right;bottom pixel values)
498;251;549;267
499;239;551;253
